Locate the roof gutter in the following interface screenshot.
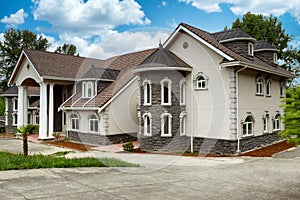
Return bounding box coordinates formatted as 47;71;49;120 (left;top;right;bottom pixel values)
221;61;294;78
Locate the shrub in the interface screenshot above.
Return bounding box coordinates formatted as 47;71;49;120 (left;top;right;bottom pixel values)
122;142;135;152
52;132;61;141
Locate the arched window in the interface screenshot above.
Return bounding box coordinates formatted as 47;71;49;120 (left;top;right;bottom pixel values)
180;79;186;105
180;112;186;136
194;73;208;90
266;79;271;96
256;77;264;95
242;115;254;136
280;81;285;97
82;81;94;98
13;98;18;111
143;80;152;106
89;114;99;133
248;42;254;56
161;78;172;105
71;113;79;130
273;114;281;131
143;112;152;136
161;113;172;137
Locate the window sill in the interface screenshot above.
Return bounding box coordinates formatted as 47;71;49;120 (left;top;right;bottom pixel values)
255;93;264;96
280;96;285;98
144;134;152;137
161;103;172;106
195;88;208;91
161;134;172;137
266;95;271;98
242;134;254;138
143;103;152;106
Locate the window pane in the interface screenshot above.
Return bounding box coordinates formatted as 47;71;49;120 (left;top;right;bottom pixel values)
94;121;98;132
163;83;169;103
146;84;150;103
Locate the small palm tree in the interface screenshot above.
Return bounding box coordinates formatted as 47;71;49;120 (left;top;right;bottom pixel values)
16;124;39;157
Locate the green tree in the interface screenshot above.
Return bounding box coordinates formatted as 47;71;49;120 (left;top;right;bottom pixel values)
16;124;39;157
280;87;300;145
229;12;300;79
54;44;78;56
0;97;5;116
0;29;50;92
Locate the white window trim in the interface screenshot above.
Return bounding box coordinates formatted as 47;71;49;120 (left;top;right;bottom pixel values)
179;79;186;106
273;114;281;131
194;72;208;90
12;113;18;126
242;114;255;137
248;42;254;56
256;77;264;95
161;78;172;106
34;112;39;125
161;112;172;137
143;112;152;136
266;79;271;97
273;53;278;64
89;114;99;133
70;113;80;131
12;98;18;111
143;80;152;106
82;81;94;98
179;112;186;136
263;117;268;133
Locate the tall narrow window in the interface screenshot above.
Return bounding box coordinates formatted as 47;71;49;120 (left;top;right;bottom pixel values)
12;113;18;126
180;112;186;136
242;115;254;136
248;42;254;56
34;112;39;124
143;80;152;106
161;113;172;137
71;113;79;130
273;114;281;131
273;53;278;64
256;77;264;95
82;81;94;98
161;78;172;105
143;113;152;136
89;114;99;133
266;79;271;96
263;117;268;133
180;79;186;105
13;98;18;111
280;82;285;97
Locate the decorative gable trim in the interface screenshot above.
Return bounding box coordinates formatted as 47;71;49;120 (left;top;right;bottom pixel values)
163;25;234;61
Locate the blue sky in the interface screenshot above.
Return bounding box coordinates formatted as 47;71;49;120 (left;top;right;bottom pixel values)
0;0;300;59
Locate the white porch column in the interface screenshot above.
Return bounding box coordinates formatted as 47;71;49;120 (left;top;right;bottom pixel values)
48;83;55;138
38;83;48;139
23;87;28;125
17;86;24;127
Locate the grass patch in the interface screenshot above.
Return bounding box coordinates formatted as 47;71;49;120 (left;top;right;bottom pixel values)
0;151;139;171
50;151;75;157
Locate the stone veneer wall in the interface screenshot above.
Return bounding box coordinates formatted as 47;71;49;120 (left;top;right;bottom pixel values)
139;70;187;152
141;132;281;155
68;131;137;146
222;40;254;60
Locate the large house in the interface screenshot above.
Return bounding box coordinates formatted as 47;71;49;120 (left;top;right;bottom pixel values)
3;23;293;155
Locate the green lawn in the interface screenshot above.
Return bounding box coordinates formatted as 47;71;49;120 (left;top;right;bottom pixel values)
0;151;139;171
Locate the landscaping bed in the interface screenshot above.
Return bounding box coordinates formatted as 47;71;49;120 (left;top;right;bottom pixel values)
45;141;95;152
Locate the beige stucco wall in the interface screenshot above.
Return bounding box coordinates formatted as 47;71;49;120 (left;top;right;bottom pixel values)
14;59;42;86
168;32;232;139
106;79;139;135
238;69;284;138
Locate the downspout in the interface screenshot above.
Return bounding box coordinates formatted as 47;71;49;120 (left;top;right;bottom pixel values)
191;70;194;153
236;66;247;153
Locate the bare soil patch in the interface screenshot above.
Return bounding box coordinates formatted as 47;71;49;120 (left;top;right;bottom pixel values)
45;141;95;152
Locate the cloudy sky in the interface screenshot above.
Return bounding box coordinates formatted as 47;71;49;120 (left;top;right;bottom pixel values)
0;0;299;59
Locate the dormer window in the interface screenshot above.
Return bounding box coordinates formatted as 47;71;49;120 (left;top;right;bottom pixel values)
194;73;208;90
82;81;94;98
248;43;254;56
273;53;278;64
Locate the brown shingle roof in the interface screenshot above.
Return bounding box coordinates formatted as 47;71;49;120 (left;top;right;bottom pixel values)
178;23;293;77
62;48;155;109
1;86;39;96
254;40;278;51
212;28;255;42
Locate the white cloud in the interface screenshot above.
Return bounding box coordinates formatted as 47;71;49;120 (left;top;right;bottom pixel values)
179;0;300;24
33;0;151;38
0;33;4;42
289;36;300;50
0;9;28;27
162;1;167;7
45;29;171;59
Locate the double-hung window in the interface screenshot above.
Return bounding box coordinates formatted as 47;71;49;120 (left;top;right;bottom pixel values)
161;78;172;106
